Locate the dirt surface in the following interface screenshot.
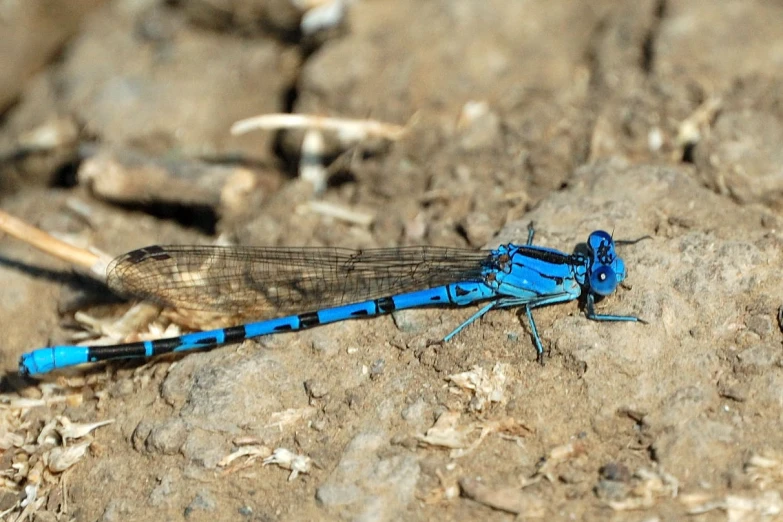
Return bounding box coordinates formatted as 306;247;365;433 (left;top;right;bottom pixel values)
1;1;783;520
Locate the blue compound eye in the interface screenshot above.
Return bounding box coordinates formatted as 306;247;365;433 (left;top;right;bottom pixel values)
588;230;613;252
589;265;618;296
588;230;617;266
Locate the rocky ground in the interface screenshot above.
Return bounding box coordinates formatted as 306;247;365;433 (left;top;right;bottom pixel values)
1;1;783;520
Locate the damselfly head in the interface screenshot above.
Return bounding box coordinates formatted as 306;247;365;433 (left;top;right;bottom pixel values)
587;230;616;265
589;265;619;296
587;230;626;295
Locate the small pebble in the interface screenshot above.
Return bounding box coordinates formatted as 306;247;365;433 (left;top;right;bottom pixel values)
146;420;188;455
184;491;216;518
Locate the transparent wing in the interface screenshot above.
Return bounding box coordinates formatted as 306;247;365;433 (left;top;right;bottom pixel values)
107;245;491;317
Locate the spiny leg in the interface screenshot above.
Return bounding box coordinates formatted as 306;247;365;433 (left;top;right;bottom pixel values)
497;294;577;362
442;294;562;346
525;305;546;364
584;293;647;324
441;293;579;360
526;221;536;246
442;301;498;342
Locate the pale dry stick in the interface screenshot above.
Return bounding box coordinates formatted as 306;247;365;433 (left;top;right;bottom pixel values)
291;0;337;9
0;209;171;353
232;113;409;198
297;200;375;227
0;503;16;519
300;128;328;194
675;96;722;157
294;0;352;34
0;209;112;280
230;113;409;144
